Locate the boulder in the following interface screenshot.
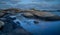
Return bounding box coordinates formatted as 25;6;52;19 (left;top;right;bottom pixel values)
0;15;32;35
0;13;5;17
22;12;35;18
0;21;4;29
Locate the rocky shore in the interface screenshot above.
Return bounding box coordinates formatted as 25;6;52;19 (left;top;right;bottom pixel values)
0;8;60;21
0;14;32;35
0;8;60;35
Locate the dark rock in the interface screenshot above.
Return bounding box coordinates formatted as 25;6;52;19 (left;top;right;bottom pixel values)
21;12;60;21
0;26;4;30
1;8;60;21
0;21;4;29
34;20;39;24
34;15;60;21
0;13;5;17
12;27;32;35
0;15;32;35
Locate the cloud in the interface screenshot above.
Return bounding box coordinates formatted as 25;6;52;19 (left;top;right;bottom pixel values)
0;0;60;9
0;1;7;4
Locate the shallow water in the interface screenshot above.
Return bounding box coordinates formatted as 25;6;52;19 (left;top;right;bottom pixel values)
10;13;60;35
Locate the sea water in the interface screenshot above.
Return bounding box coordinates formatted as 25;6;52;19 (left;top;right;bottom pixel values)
10;12;60;35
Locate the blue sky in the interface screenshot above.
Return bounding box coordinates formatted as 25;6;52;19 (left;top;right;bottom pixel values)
0;0;60;10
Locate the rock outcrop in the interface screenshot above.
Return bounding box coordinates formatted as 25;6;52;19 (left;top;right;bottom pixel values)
0;14;32;35
0;8;60;21
20;10;60;21
0;8;60;35
0;21;4;30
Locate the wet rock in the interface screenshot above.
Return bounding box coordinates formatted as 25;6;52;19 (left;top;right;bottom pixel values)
32;12;55;17
21;11;60;21
1;8;60;21
0;15;32;35
44;16;60;21
22;13;33;16
34;15;60;21
12;27;32;35
21;10;56;17
22;12;35;18
0;13;5;17
33;20;39;24
20;10;60;21
1;22;32;35
22;10;60;21
1;8;21;14
0;21;4;29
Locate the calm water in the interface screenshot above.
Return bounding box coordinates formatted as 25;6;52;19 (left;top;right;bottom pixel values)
10;12;60;35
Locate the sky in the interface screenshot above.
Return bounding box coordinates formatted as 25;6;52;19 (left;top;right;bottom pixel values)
0;0;60;10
